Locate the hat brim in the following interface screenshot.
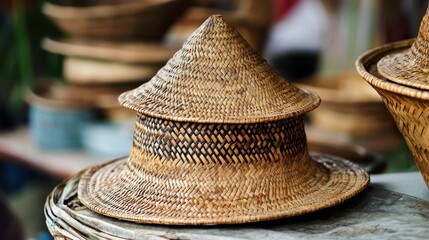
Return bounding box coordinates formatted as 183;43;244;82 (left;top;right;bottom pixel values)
377;47;429;90
78;153;369;225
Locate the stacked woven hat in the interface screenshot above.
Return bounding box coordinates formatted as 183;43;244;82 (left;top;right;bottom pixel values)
357;5;429;187
40;0;189;123
73;15;370;225
377;6;429;90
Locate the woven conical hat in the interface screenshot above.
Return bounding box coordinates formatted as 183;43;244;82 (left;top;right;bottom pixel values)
118;15;320;123
78;15;369;225
377;5;429;90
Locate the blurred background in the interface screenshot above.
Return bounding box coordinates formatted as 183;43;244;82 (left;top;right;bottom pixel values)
0;0;427;239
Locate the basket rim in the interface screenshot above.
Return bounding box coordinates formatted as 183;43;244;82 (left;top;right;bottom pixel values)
42;0;177;19
42;38;179;64
25;81;93;110
356;38;429;100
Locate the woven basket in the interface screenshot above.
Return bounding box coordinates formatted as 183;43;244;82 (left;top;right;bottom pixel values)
77;15;369;225
356;39;429;187
46;170;145;240
45;170;135;240
42;0;190;41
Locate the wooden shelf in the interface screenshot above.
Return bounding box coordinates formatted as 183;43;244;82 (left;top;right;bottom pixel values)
0;127;109;179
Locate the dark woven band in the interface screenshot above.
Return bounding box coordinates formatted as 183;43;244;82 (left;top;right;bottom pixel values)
131;114;308;165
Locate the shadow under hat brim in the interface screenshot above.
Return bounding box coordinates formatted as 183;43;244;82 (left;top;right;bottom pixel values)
78;153;369;225
377;39;429;90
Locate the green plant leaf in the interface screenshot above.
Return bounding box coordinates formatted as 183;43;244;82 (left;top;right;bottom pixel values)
0;37;19;83
12;3;34;87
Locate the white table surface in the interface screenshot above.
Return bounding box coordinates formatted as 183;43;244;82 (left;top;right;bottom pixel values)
371;171;429;201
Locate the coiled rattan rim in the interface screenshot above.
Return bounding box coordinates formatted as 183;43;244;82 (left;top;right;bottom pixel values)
356;39;429;100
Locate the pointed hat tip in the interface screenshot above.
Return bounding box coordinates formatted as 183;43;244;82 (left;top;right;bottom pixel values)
202;14;229;29
118;13;320;123
206;14;225;22
209;14;225;21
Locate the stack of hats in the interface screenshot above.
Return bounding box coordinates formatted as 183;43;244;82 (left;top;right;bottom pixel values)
357;5;429;187
28;0;189;154
40;38;179;121
41;0;189;121
45;16;369;237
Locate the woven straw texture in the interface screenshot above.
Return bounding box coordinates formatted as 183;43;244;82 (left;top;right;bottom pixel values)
47;154;368;239
118;15;320;124
78;114;369;225
377;5;429;90
43;0;189;41
77;15;369;225
357;39;429;187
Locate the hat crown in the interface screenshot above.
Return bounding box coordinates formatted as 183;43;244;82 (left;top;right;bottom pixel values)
119;15;319;123
130;113;308;166
410;6;429;68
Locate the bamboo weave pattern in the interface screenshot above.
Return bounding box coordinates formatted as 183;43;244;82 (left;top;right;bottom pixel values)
119;15;320;123
357;38;429;187
132;114;307;165
78;15;369;225
377;5;429;90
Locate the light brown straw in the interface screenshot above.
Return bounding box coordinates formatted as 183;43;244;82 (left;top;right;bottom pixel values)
377;5;429;90
79;153;368;225
47;162;367;238
118;15;320;124
78;15;369;225
42;38;179;64
357;39;429;187
42;0;189;41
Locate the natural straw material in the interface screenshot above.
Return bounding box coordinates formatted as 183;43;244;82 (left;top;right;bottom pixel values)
42;38;179;64
377;6;429;90
63;57;158;85
78;15;369;225
79;153;369;225
357;39;429;187
42;0;189;41
118;15;320;124
46;153;369;240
